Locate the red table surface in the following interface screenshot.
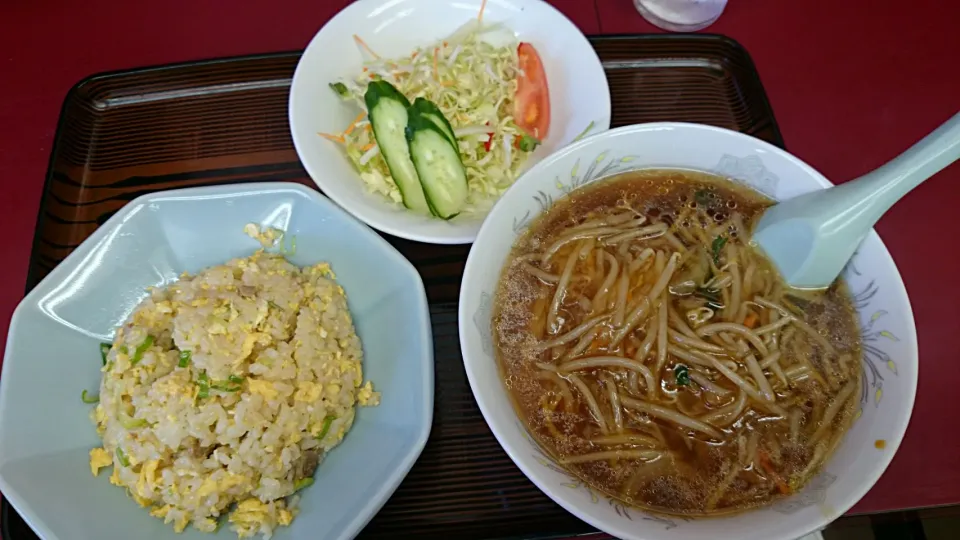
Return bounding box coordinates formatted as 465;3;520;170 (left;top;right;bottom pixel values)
0;0;958;519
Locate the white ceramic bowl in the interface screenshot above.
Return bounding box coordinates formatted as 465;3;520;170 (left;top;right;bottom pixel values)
458;123;918;540
0;183;434;540
289;0;611;244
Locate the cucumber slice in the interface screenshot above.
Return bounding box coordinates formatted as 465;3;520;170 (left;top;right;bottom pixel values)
406;109;468;220
364;81;430;214
410;97;457;147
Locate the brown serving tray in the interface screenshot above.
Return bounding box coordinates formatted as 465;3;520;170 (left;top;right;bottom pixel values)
3;34;783;540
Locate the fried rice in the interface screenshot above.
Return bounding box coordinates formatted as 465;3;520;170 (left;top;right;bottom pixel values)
87;249;379;538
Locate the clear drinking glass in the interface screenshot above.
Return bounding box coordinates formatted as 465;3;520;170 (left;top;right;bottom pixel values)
633;0;728;32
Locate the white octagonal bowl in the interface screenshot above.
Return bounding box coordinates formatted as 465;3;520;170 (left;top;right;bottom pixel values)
289;0;611;244
459;123;918;540
0;182;434;540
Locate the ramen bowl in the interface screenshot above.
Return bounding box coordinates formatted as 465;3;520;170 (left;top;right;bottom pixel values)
458;123;918;540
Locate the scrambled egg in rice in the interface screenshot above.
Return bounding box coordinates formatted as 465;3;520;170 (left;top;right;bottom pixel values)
87;233;378;538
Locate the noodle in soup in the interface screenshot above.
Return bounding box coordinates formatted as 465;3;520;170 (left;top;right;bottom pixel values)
493;169;862;515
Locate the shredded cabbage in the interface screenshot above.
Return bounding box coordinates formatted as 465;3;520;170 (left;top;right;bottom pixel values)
330;23;533;214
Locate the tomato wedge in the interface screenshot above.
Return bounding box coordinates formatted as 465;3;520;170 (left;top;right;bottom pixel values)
514;42;551;141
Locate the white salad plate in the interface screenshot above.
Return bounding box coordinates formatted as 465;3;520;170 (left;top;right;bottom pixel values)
289;0;612;244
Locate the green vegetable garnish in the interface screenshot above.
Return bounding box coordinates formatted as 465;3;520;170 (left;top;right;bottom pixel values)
694;286;723;310
209;375;243;393
694;189;711;206
197;372;210;399
118;345;129;355
316;415;336;440
674;365;690;386
784;294;811;313
178;350;191;368
518;134;540;152
120;414;148;429
116;447;130;467
277;233;297;257
100;343;111;365
130;335;155;366
329;82;349;97
81;389;99;403
293;477;315;492
572;121;596;143
711;236;727;266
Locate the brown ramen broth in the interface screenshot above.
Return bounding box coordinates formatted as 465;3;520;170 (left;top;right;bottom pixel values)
493;169;862;515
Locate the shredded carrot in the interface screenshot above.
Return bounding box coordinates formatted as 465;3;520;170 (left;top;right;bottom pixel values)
353;34;381;60
364;124;372;133
317;132;345;144
411;50;419;59
757;449;791;495
342;111;367;136
744;311;759;328
478;0;488;22
362;67;368;72
441;80;455;87
361;142;375;152
368;73;377;79
443;41;449;48
433;47;439;80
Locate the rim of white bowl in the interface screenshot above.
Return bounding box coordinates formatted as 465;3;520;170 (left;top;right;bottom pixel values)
288;0;611;244
459;122;919;540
